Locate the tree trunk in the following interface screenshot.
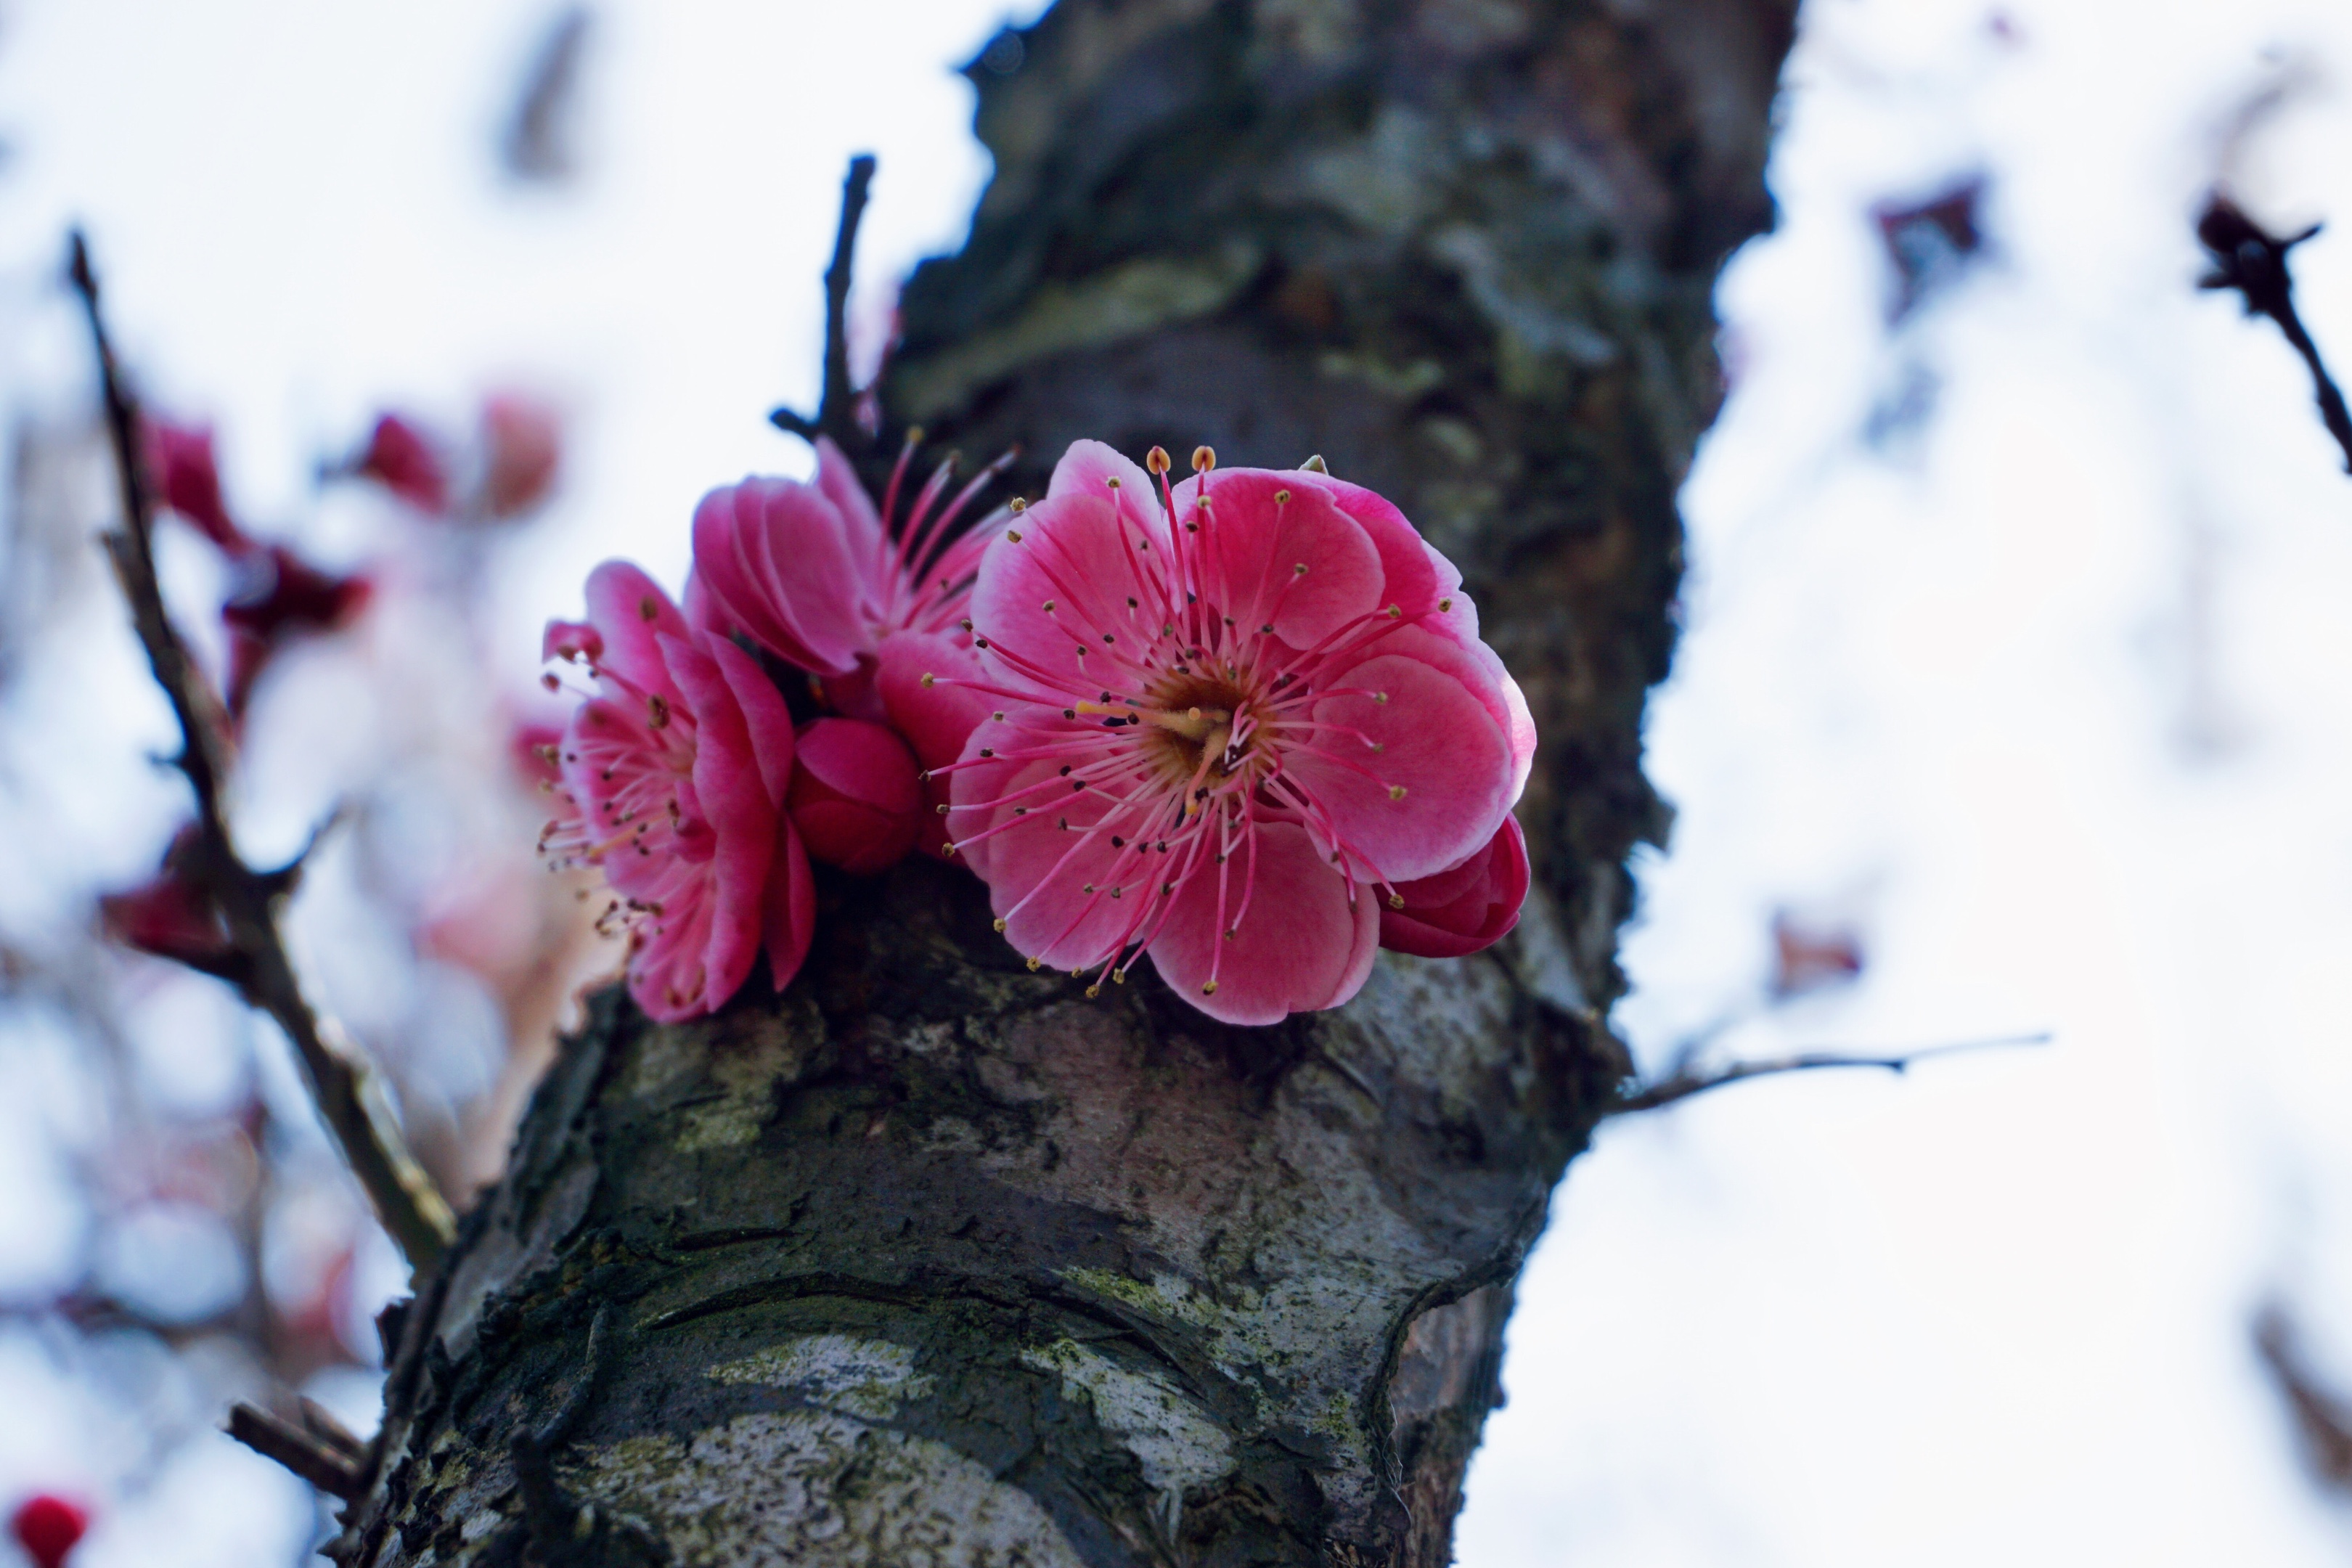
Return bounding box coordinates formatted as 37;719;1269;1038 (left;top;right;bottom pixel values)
330;1;1794;1562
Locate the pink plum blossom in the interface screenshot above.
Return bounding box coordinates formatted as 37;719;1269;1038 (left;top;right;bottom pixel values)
942;442;1535;1025
538;563;814;1021
787;717;924;874
1377;814;1528;958
144;419;245;550
10;1495;89;1568
688;433;1014;855
356;414;452;514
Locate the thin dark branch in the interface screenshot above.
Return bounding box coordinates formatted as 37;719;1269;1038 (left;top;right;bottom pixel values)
228;1403;365;1499
66;232;454;1269
1609;1032;2051;1116
2198;195;2352;473
769;152;876;446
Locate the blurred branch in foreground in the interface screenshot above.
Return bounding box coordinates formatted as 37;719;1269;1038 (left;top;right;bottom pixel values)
2198;194;2352;474
1612;1032;2051;1116
2255;1298;2352;1497
67;231;455;1270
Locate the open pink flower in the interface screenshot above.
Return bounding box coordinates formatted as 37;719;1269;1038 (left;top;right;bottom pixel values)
943;442;1535;1025
538;563;813;1021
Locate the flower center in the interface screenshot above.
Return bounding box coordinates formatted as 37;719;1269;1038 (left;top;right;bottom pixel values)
1076;672;1267;796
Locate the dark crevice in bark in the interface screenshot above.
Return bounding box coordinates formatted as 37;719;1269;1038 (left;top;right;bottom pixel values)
335;1;1794;1563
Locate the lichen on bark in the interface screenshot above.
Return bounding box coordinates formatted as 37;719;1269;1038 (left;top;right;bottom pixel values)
332;0;1796;1563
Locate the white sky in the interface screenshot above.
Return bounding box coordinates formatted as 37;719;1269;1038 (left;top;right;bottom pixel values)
4;0;2352;1563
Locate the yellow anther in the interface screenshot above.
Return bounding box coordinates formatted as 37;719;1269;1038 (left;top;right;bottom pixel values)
1026;956;1041;970
1085;984;1101;998
1044;600;1056;612
1201;979;1220;995
1388;785;1408;801
1191;445;1217;473
1294;562;1308;576
1438;597;1453;611
1273;488;1291;504
1388;893;1405;909
993;918;1007;932
1010;497;1027;513
1372;691;1389;703
1146;445;1172;475
920;671;936;687
1008;530;1024;542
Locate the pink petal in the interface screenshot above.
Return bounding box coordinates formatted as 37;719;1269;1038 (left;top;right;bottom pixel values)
662;634;781;1014
1373;622;1536;807
1167;470;1383;649
1379;814;1528;958
581;561;690;706
967;489;1161;696
812;436;888;574
690;477;877;677
1288;644;1513;882
1045;438;1160;507
706;632;797;808
763;822;817;992
787;718;923;873
877;629;996;858
1310;473;1447;621
947;738;1135;968
1145;820;1380;1024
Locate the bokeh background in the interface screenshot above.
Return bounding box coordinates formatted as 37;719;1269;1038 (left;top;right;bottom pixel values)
3;0;2351;1563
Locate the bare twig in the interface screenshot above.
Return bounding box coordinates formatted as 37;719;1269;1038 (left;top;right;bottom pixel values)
67;231;454;1268
770;153;876;446
2198;195;2352;473
1609;1032;2051;1116
227;1403;365;1499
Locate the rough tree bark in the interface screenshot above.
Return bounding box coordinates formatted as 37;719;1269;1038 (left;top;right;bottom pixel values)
330;1;1794;1562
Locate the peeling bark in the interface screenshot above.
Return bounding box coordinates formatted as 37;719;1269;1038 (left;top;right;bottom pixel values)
332;0;1794;1562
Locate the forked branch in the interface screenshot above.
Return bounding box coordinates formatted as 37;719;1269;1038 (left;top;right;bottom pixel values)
68;231;454;1268
2198;195;2352;473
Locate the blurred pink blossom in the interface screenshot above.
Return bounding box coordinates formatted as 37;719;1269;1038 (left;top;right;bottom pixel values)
356;413;451;514
10;1495;89;1568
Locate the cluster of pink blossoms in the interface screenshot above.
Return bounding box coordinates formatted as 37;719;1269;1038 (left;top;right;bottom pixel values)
539;438;1532;1026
